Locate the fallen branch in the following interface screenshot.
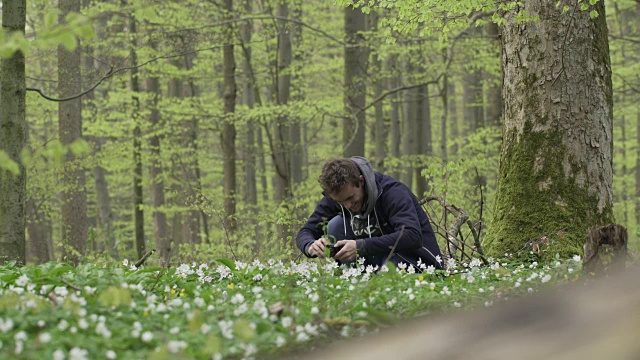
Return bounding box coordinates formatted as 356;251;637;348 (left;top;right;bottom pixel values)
61;278;81;292
135;249;155;268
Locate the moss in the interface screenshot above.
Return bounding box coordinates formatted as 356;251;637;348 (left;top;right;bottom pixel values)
484;120;614;260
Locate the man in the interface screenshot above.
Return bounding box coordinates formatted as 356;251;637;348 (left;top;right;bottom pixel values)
296;157;442;271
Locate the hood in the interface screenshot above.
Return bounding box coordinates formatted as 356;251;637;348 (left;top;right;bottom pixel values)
350;156;378;216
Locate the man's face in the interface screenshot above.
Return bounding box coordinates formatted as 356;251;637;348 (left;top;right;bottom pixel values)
330;176;365;213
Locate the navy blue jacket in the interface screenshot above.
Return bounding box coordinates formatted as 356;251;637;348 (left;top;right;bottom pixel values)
296;172;443;270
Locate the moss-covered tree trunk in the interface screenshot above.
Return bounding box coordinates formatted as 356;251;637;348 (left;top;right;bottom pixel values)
0;0;26;264
486;1;614;258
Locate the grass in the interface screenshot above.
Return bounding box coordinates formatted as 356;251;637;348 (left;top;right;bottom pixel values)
0;254;584;359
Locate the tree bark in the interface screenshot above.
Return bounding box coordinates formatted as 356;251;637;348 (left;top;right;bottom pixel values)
129;12;145;260
415;84;432;198
147;75;170;264
26;199;52;264
387;55;401;179
487;0;614;258
59;0;88;265
485;22;503;127
401;61;416;190
0;0;27;264
343;6;368;157
222;0;237;233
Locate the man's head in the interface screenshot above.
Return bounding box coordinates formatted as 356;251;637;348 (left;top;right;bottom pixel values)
319;158;365;212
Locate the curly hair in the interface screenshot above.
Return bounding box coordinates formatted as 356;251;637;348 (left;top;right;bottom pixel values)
318;158;361;195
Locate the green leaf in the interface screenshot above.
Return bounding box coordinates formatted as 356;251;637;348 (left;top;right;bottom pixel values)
202;334;221;356
69;139;91;156
59;31;77;51
0;151;21;176
99;286;132;307
562;5;570;13
216;258;236;271
589;10;599;18
580;3;589;11
188;310;203;333
46;265;74;277
233;318;256;341
44;11;58;28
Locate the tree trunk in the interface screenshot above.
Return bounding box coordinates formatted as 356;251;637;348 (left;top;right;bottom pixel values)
463;38;484;134
448;80;459;158
26;199;52;264
147;75;170;264
486;0;614;258
59;0;88;265
485;22;503;127
415;84;432;198
222;0;237;233
272;0;294;245
129;13;145;260
369;12;386;172
386;54;401;179
343;6;368;157
0;0;27;265
184;54;203;246
241;0;257;207
440;72;449;164
635;1;640;244
401;61;416;190
289;0;304;188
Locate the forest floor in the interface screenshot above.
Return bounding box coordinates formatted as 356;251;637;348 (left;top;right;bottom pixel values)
0;254;596;359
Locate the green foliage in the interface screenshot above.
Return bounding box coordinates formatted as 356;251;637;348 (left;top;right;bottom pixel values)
0;256;583;358
0;151;21;176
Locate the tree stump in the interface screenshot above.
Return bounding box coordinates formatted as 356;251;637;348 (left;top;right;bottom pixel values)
583;224;627;274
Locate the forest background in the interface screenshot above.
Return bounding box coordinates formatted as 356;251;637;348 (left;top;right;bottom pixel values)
0;0;639;266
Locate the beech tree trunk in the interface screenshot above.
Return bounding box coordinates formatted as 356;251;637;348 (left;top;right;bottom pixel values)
147;75;170;264
343;6;368;157
59;0;88;265
415;84;432;198
222;0;237;233
387;55;401;179
129;13;145;260
487;0;614;258
0;0;27;264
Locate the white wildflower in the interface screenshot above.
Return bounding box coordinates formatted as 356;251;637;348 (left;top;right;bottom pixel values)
469;258;482;268
106;350;117;359
69;347;88;360
15;274;29;287
141;332;153;342
53;349;65;360
38;332;51;343
167;340;187;353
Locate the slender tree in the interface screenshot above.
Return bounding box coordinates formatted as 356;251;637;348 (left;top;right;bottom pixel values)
486;1;615;257
147;73;171;264
343;5;368;157
129;11;146;260
222;0;238;233
59;0;88;265
0;0;27;264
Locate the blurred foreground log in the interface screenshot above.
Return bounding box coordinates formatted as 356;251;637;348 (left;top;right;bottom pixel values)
292;266;640;360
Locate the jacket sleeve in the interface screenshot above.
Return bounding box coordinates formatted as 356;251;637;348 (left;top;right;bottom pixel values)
296;196;341;257
355;181;423;257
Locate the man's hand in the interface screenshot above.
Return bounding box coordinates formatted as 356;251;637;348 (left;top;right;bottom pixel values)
308;238;329;258
334;240;357;262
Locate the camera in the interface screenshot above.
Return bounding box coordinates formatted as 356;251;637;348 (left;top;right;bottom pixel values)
327;244;338;258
